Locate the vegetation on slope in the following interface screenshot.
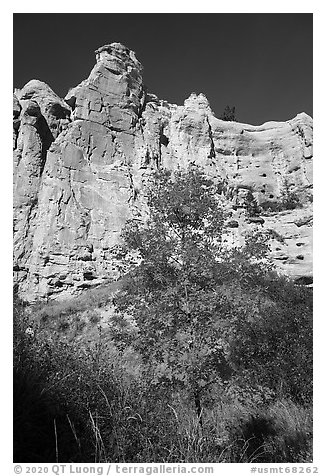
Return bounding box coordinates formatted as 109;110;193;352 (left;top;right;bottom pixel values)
13;167;312;463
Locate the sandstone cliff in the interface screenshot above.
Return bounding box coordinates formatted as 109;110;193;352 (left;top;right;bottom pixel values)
13;43;313;301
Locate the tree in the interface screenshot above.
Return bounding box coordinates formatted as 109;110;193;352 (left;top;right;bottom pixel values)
219;105;237;122
111;167;270;420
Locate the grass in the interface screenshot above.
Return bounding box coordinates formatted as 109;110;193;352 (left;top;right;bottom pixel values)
13;292;312;463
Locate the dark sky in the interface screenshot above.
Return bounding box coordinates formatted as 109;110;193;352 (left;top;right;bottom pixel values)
13;13;312;126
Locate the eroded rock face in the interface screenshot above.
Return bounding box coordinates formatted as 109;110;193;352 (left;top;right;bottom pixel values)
13;42;313;301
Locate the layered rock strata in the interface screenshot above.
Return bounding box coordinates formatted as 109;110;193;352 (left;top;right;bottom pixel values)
13;43;313;301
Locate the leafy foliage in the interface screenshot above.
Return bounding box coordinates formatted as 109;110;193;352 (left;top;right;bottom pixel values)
219;105;237;121
229;276;312;405
111;168;275;416
242;190;261;217
260;179;303;213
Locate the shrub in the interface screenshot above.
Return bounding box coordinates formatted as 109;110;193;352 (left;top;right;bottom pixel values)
220;106;237;122
229;276;312;405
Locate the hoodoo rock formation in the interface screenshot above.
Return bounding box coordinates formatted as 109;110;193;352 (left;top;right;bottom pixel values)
13;43;313;301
